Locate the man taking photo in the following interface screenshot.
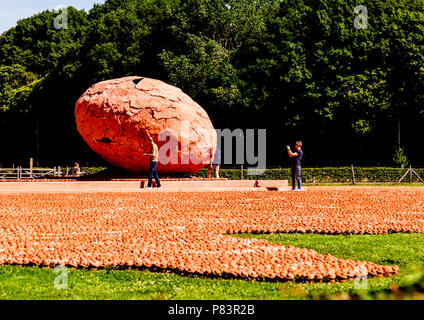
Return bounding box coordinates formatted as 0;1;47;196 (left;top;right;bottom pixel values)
286;141;303;191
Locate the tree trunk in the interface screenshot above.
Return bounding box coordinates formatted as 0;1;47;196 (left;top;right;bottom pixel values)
397;119;401;151
36;120;40;167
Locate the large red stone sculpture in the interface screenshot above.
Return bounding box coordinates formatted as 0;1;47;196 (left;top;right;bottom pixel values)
75;76;217;174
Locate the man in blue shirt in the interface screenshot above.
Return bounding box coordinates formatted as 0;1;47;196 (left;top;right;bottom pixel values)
286;141;303;191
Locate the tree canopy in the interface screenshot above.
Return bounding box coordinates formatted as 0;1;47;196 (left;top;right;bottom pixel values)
1;0;424;167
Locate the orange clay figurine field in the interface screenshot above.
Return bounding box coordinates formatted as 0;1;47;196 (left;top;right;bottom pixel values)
0;187;423;282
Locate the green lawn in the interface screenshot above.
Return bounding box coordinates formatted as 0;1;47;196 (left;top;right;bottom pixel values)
235;233;424;299
0;233;423;300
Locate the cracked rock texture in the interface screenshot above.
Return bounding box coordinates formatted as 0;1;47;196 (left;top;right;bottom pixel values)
75;76;217;173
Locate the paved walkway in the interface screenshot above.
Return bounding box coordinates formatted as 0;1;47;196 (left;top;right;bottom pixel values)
0;180;289;193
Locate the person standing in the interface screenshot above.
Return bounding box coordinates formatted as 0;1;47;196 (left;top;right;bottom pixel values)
286;141;303;191
144;136;161;188
208;147;221;179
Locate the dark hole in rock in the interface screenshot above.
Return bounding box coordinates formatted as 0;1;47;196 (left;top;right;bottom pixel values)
132;78;144;85
98;137;112;144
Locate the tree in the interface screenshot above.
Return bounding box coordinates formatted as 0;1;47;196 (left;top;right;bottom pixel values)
1;0;424;166
158;0;275;127
0;64;40;113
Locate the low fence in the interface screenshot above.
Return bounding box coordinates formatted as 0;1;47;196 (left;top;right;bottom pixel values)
196;166;424;184
0;167;86;180
1;165;424;183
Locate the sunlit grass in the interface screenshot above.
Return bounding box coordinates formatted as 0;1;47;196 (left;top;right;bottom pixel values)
0;233;423;299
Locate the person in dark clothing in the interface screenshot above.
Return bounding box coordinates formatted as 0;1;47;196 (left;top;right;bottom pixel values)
144;136;161;188
208;147;221;178
286;141;303;191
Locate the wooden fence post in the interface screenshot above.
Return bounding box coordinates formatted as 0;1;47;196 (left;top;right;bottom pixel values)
397;165;424;183
241;165;243;180
351;165;355;185
30;158;33;178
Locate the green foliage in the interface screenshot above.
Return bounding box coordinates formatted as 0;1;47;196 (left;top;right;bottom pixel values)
238;232;424;300
1;0;424;165
0;64;40;113
159;36;242;108
320;266;424;299
393;147;409;168
79;167;108;175
158;0;272;113
195;167;424;183
0;7;89;75
82;0;174;81
0;232;423;299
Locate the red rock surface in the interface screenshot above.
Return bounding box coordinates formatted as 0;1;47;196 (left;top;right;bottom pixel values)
75;76;216;173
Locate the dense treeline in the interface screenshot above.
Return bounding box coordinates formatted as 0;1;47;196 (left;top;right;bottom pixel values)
1;0;424;168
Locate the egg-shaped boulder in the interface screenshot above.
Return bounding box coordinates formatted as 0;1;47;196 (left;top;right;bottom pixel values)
75;76;217;174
